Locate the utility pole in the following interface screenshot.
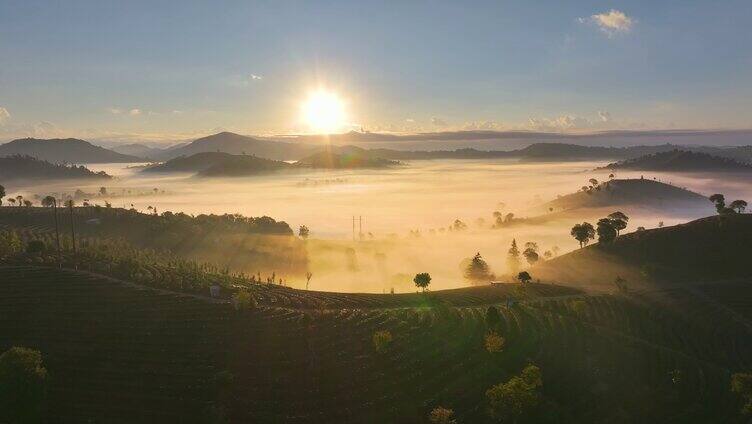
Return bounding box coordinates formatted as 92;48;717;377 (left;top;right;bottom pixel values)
52;198;61;268
69;201;77;270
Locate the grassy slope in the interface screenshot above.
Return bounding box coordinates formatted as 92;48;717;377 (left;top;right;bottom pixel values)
534;214;752;291
1;264;750;423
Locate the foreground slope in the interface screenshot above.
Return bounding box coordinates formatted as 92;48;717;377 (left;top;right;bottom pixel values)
1;263;750;422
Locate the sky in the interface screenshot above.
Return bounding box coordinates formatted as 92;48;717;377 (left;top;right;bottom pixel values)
0;0;751;142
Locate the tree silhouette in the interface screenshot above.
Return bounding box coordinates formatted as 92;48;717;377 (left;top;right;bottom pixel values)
298;225;310;239
16;195;23;207
305;272;313;290
589;178;598;187
729;200;748;213
485;306;501;329
0;185;4;206
709;193;728;214
464;252;492;283
607;211;629;235
522;242;539;266
506;239;521;275
570;222;595;248
0;347;48;424
413;273;431;292
597;218;617;244
517;271;532;284
42;196;62;268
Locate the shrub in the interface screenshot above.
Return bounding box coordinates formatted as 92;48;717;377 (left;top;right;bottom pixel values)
232;290;256;311
0;231;22;257
731;372;752;415
428;406;457;424
486;364;542;422
485;331;506;353
485;306;501;329
372;330;393;353
570;300;588;316
26;240;46;255
0;347;48;423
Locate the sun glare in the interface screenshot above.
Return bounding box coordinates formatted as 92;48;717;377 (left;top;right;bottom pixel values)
301;90;346;134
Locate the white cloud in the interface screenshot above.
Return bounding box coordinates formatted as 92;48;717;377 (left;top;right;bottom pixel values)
0;107;10;124
527;115;593;131
129;108;142;116
106;107;122;115
580;9;634;37
249;74;263;81
430;117;447;127
462;120;507;131
405;118;415;123
598;111;612;122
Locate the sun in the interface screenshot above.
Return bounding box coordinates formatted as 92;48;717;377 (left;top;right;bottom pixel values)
301;90;346;134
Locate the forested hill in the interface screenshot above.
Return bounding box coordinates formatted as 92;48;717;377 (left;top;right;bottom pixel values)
542;178;711;213
0;155;110;182
296;149;399;168
601;150;752;172
143;152;293;176
0;138;140;163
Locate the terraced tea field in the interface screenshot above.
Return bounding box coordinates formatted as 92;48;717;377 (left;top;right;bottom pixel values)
1;265;749;422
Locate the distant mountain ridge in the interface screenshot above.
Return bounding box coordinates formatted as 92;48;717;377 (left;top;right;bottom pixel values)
0;155;111;182
155;132;315;161
600;149;752;172
0;138;140;163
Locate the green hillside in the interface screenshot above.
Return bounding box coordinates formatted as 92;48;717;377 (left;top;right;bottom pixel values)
1;265;749;422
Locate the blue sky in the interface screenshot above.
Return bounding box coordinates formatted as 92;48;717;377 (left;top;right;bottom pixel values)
0;0;750;141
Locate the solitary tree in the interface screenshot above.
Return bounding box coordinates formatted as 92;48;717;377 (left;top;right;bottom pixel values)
597;218;617;244
0;184;4;206
0;347;48;424
16;195;23;207
589;178;599;187
522;244;539;266
607;211;629;235
298;225;310;239
570;222;595;248
517;271;532;284
305;272;313;290
414;273;432;292
506;239;521;274
729;200;748;214
465;253;492;283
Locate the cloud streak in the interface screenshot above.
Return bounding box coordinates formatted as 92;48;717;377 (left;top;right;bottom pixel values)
580;10;634;37
0;107;10;124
